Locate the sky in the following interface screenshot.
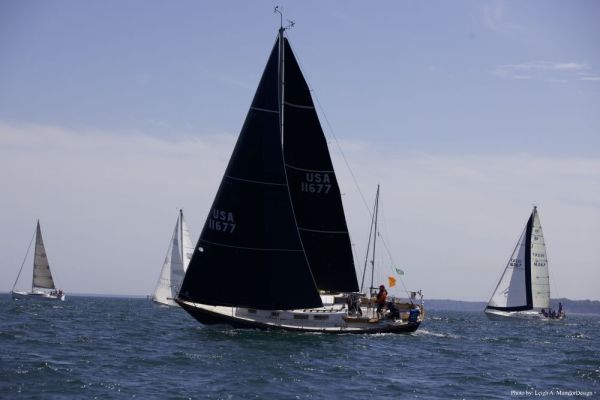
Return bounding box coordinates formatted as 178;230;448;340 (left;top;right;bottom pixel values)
1;0;599;301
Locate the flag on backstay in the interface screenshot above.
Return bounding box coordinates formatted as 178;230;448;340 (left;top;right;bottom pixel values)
388;276;396;287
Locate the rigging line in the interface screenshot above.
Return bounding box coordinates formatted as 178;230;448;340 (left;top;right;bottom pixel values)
378;196;411;298
288;37;381;293
12;227;36;291
285;37;372;218
360;197;376;293
313;93;371;216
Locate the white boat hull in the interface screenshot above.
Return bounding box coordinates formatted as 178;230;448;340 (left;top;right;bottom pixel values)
12;290;65;301
176;299;422;334
484;308;565;320
152;297;179;307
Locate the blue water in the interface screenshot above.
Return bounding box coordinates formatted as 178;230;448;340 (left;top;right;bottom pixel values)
0;295;598;399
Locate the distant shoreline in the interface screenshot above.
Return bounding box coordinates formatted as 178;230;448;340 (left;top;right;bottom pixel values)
424;298;600;315
2;293;599;315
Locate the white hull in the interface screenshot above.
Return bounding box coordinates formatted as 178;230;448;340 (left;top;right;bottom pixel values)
12;290;65;301
176;299;423;334
152;297;178;307
484;308;565;321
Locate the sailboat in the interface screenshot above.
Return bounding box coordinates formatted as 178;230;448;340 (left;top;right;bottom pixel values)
152;209;195;306
175;25;423;333
12;220;65;301
485;206;565;320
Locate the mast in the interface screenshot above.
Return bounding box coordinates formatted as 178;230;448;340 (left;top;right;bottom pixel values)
360;203;376;293
33;221;39;292
179;209;184;268
524;206;534;309
370;185;380;294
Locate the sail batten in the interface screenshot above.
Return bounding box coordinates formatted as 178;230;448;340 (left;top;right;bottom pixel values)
249;106;280;114
199;238;304;252
285;164;335;173
284;101;315;109
224;174;287;187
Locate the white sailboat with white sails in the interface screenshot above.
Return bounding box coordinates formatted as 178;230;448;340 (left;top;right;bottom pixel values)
152;209;195;306
12;220;65;301
485;206;565;320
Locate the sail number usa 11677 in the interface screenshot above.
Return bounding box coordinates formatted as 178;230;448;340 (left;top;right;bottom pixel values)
300;172;332;194
208;209;236;233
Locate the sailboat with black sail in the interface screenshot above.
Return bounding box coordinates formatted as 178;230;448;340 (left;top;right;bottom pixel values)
175;25;423;333
152;209;195;306
12;220;65;301
485;206;565;320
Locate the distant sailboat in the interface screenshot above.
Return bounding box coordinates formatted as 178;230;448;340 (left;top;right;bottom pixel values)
485;206;565;319
12;220;65;301
175;24;423;333
152;209;194;306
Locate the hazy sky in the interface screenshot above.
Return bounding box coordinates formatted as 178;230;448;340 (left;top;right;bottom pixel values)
1;1;599;301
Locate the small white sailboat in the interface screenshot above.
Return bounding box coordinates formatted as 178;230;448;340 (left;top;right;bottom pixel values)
12;220;65;301
485;206;565;320
175;22;423;334
152;209;195;306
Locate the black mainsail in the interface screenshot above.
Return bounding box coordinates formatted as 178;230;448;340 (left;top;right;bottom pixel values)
179;29;358;310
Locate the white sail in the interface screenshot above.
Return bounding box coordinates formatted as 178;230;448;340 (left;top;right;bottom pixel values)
487;227;528;309
181;215;194;272
153;211;193;306
32;221;56;290
531;208;550;309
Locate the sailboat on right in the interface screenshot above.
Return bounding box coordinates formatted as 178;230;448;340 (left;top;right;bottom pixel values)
485;206;565;320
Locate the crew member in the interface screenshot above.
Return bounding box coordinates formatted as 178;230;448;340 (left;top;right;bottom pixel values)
376;285;387;317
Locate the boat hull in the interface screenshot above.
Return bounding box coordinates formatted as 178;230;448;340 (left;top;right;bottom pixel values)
11;290;65;301
484;308;565;321
152;297;179;307
176;299;422;334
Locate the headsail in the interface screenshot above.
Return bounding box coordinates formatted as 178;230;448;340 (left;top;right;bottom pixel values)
486;225;530;311
153;211;192;305
178;35;323;310
32;221;56;290
282;38;359;293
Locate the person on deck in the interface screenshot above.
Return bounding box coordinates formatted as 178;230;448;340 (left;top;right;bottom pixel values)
376;285;388;317
558;302;563;316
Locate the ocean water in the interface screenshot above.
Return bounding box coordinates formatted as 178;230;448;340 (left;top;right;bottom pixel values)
0;295;598;399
